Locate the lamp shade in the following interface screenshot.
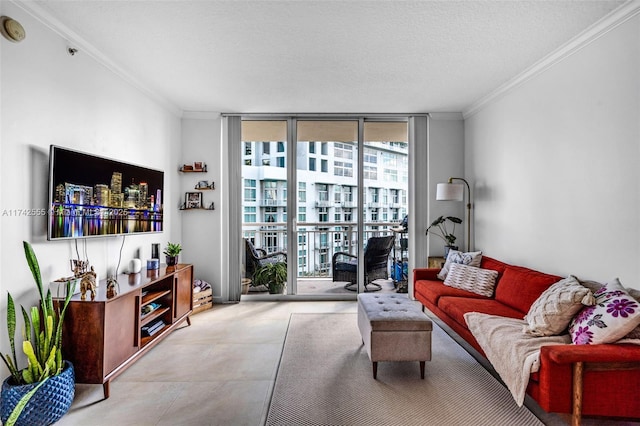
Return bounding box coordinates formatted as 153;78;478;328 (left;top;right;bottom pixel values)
436;183;464;201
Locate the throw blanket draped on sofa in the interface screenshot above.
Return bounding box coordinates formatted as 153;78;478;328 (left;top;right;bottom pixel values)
464;312;571;406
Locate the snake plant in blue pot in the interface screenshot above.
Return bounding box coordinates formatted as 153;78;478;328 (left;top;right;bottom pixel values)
0;242;76;426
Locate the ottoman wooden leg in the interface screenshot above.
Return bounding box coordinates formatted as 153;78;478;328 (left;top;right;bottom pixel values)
373;362;378;379
420;361;425;379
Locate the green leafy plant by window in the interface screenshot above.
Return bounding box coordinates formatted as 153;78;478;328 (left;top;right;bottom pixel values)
254;262;287;294
426;216;462;246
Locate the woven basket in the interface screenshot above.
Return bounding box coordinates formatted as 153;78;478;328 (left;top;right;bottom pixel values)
1;361;75;426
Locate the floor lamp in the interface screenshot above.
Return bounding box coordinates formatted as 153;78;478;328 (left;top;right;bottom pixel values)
436;177;472;252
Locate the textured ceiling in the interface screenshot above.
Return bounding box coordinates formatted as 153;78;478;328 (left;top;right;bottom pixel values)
30;0;625;114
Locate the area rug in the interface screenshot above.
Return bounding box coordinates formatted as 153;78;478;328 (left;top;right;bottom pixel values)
266;313;543;426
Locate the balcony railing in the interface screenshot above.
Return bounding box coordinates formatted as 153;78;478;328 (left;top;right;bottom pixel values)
243;221;401;278
260;199;286;207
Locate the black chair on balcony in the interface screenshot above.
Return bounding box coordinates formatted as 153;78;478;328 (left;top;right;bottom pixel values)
332;235;395;292
244;239;287;291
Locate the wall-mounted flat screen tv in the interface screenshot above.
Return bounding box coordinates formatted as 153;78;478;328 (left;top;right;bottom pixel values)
48;145;164;240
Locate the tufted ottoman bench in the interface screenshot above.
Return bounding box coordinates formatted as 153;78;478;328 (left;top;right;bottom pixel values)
357;293;432;379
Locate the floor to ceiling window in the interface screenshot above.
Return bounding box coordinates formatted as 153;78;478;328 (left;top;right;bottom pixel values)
240;117;408;298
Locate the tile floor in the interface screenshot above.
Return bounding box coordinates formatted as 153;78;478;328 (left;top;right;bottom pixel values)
57;301;357;426
56;300;638;426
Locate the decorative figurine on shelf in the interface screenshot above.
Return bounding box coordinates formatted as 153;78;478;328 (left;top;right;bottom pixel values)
195;180;214;190
106;277;119;299
79;267;97;301
71;259;89;277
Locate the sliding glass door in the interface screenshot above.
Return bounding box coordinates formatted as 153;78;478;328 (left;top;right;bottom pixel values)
240;117;408;297
295;120;360;295
363;122;409;292
241;121;289;294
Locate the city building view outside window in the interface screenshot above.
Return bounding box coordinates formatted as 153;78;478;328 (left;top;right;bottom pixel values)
241;120;408;296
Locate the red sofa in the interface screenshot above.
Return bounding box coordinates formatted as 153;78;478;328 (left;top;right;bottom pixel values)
413;256;640;423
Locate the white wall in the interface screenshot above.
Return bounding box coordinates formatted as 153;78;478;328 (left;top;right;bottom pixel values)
427;115;465;257
465;14;640;286
180;115;224;302
0;2;181;374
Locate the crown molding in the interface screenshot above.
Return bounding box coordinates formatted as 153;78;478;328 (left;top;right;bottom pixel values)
14;0;182;117
182;111;222;120
463;0;640;119
428;112;464;121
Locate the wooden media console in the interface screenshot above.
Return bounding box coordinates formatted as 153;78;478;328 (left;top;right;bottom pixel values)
56;264;194;398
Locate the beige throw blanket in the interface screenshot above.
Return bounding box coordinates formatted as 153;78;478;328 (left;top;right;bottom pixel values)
464;312;571;406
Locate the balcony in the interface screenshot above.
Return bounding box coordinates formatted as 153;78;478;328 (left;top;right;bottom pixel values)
242;221;401;279
260;199;286;207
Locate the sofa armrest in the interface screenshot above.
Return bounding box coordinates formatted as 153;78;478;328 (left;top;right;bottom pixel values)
539;343;640;424
413;268;440;282
541;343;640;365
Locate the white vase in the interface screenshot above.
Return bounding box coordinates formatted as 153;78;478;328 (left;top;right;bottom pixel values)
129;258;142;273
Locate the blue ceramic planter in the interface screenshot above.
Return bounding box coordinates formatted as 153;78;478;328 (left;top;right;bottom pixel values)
1;361;75;426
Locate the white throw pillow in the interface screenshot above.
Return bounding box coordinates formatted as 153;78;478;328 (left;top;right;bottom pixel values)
437;250;482;280
444;263;498;297
523;275;595;337
569;278;640;345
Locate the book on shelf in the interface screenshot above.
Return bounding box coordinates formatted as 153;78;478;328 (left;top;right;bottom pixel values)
141;318;166;337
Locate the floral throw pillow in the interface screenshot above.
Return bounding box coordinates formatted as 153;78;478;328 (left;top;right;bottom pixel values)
437;250;482;280
569;278;640;345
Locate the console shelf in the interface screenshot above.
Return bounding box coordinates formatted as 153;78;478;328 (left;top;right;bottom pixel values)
140;306;170;327
140;324;172;348
142;289;172;305
56;264;193;399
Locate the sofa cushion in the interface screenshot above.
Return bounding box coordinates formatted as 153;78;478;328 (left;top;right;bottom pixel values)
414;279;489;307
495;266;562;315
437;250;482;280
464;312;572;406
479;256;509;280
569;278;640;345
523;275;595;336
439;296;525;328
444;263;498;297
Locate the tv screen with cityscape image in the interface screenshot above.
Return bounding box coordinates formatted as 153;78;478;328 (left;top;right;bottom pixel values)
48;145;164;240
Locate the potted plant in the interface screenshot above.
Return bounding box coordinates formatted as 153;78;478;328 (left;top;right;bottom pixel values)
426;215;463;258
1;242;76;426
253;262;287;294
163;242;182;266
